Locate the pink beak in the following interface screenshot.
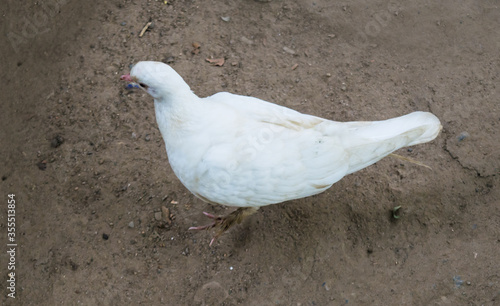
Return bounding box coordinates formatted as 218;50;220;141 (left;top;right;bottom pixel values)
120;74;133;82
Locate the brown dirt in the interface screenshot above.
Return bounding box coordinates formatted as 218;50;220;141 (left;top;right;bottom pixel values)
1;0;499;305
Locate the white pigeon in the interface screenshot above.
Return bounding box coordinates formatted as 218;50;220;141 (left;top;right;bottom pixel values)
121;61;442;245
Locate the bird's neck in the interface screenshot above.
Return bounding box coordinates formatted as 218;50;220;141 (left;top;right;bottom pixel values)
154;90;203;151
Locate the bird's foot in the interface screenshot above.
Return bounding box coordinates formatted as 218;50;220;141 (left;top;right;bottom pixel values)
189;207;258;246
188;212;222;231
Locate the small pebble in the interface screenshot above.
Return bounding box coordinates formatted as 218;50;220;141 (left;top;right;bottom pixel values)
37;161;47;171
283;46;296;55
221;16;230;22
102;233;109;240
154;212;162;221
145;134;151;142
121;21;127;26
51;135;64;148
458;131;469;142
128;221;135;228
240;36;254;45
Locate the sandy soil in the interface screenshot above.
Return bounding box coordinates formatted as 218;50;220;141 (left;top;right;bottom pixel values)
1;0;499;305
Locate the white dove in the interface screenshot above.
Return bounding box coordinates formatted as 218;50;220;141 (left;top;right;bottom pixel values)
121;61;442;245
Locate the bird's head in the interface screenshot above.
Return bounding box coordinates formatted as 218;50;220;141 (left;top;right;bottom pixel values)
120;61;191;100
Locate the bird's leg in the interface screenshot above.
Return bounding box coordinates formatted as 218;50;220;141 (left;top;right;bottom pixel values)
189;207;259;246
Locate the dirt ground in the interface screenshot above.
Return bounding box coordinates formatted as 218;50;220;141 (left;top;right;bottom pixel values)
1;0;499;305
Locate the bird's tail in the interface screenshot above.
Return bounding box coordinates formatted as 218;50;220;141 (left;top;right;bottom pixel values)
339;111;442;174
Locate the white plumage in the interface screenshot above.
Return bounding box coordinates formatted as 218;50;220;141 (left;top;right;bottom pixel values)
121;61;442;243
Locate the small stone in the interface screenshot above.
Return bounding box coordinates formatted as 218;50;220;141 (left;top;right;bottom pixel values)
51;135;64;148
326;73;332;77
458;131;469;142
283;46;296;55
102;233;109;240
145;134;151;142
240;36;254;45
154;212;162;221
121;21;127;26
221;16;230;22
128;221;135;228
164;56;175;64
37;161;47;171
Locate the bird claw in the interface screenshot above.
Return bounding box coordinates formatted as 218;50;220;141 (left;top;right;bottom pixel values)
202;211;218;219
188;212;224;245
188;208;258;246
188;225;212;231
188;212;222;230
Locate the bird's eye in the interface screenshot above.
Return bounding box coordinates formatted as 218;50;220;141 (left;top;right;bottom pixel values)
139;82;148;89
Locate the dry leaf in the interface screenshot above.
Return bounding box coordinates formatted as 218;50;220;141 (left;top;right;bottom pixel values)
161;206;172;224
206;58;225;66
